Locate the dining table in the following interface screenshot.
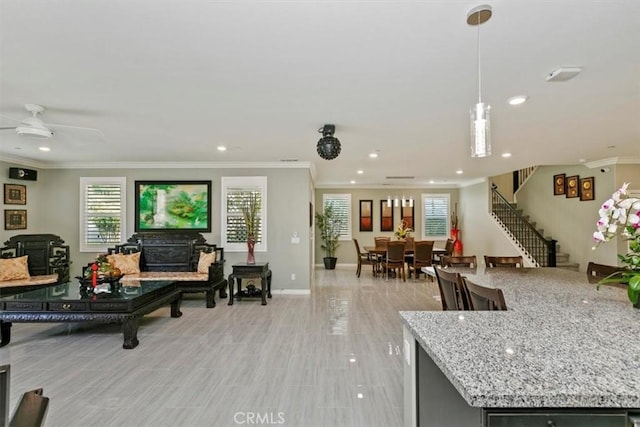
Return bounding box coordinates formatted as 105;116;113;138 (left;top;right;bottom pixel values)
363;245;449;257
363;245;448;278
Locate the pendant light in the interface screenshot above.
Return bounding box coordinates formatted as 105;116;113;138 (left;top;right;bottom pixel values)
467;5;492;158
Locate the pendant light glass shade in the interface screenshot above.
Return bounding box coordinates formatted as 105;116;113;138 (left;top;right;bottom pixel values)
467;5;492;158
470;101;491;157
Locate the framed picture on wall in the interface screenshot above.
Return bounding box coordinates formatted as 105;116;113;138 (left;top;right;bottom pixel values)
4;184;26;205
359;200;373;231
401;205;414;230
4;209;27;230
580;177;595;201
134;181;211;231
565;175;580;198
553;174;565;196
380;200;394;232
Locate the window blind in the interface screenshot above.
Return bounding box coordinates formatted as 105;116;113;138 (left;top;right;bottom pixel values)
80;177;126;251
323;194;352;240
423;195;449;239
226;189;263;244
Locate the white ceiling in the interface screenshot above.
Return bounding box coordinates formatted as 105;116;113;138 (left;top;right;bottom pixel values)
0;0;638;187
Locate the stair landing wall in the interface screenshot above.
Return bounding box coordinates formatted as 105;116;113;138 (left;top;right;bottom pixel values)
514;165;618;272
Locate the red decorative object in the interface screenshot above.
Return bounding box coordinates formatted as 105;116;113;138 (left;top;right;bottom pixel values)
247;235;256;265
91;262;99;287
451;228;463;257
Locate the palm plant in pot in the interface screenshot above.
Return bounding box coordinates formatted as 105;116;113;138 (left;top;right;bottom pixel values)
316;203;343;269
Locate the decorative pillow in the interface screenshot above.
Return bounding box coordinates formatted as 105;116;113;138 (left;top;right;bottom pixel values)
106;252;141;275
197;251;217;274
0;256;31;281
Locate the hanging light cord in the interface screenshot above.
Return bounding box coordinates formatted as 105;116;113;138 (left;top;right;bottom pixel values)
476;12;482;103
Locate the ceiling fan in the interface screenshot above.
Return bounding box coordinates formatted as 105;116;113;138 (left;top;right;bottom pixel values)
0;104;104;139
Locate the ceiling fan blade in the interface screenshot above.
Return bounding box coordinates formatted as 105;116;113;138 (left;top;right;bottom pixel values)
0;113;21;123
47;123;105;137
0;126;17;130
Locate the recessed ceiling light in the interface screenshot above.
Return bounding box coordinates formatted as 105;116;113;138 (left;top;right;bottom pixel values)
579;158;586;163
369;152;378;159
456;170;463;175
429;180;435;184
39;146;51;152
350;180;356;184
501;152;511;158
357;170;363;174
217;146;227;151
507;95;528;105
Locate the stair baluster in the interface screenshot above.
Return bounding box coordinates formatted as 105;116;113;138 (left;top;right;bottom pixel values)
491;186;557;267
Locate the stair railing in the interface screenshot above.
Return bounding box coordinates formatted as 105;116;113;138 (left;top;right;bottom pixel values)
512;166;537;194
491;185;557;267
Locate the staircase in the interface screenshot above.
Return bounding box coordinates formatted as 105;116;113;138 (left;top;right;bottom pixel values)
555;250;580;271
491;186;578;270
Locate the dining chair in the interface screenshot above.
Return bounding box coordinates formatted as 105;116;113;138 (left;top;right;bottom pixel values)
433;267;467;310
404;236;415;252
433;239;454;265
586;261;625;286
441;255;477;268
373;237;390;273
484;255;524;268
407;240;434;281
462;277;507;311
353;239;377;278
374;236;390;248
385;240;406;282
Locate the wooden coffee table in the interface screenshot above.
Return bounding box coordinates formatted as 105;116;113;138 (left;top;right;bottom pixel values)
0;280;182;349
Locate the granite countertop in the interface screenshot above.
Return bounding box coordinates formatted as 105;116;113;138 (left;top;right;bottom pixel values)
400;267;640;409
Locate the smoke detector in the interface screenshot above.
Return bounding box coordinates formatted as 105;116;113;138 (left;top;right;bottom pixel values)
546;67;582;82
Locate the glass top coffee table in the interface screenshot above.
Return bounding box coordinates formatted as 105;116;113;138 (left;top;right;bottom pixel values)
0;280;182;349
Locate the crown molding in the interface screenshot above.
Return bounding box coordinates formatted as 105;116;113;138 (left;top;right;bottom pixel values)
584;157;640;168
0;154;46;169
4;160;314;170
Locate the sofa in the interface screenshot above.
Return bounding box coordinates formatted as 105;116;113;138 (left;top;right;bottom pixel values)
110;231;227;308
0;234;70;295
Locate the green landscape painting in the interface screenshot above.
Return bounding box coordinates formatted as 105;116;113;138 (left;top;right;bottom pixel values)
135;181;211;231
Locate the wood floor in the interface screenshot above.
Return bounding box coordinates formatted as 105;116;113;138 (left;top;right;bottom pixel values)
0;267;440;427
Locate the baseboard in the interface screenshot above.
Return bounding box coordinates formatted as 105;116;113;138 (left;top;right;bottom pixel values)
271;289;311;295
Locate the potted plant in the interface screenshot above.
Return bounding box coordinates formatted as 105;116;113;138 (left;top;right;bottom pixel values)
592;182;640;306
240;192;260;265
315;203;342;269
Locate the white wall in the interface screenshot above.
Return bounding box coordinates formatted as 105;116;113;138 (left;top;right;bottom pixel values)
515;165;621;271
1;161;313;290
458;180;517;262
0;160;45;243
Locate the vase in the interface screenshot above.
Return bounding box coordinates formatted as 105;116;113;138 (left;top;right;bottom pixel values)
451;228;463;256
247;235;256;265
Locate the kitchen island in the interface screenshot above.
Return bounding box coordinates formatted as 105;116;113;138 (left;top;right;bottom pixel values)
400;267;640;426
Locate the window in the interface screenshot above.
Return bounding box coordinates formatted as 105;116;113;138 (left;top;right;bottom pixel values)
80;177;126;252
323;193;352;241
422;194;450;240
222;176;267;252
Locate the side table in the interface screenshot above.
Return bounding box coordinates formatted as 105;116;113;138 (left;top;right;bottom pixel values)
228;262;272;306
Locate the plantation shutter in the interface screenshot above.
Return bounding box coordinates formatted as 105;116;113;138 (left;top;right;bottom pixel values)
423;194;449;239
80;177;126;251
226;189;263;244
221;176;268;252
323;194;352;240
